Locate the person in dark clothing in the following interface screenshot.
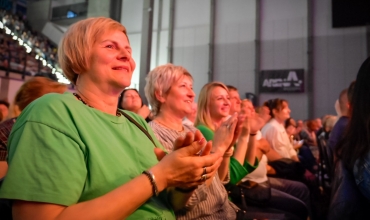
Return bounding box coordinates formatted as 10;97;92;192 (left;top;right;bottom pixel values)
328;81;355;168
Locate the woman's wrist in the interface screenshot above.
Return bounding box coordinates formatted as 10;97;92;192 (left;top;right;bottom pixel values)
142;170;159;196
150;165;167;192
223;147;234;157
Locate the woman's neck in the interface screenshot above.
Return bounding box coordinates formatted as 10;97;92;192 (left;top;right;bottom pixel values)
274;117;285;125
211;116;227;129
155;112;184;131
75;82;121;116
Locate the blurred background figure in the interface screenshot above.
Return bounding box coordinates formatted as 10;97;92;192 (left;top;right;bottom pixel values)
328;81;355;160
118;88;152;122
0;76;67;179
227;85;241;115
0;100;9;122
319;115;337;140
285;118;303;151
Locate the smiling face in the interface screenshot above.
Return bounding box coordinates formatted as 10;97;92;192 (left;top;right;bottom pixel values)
209;86;231;120
83;30;136;91
160;75;195;118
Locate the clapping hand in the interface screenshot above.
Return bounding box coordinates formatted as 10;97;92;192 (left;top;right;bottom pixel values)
212;113;239;155
153;131;222;189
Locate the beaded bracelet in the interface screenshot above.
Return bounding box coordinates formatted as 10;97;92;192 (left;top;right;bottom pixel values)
142;170;159;197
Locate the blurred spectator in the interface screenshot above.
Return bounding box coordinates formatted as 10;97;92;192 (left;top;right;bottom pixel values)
117;88;152;122
0;77;67;179
0;100;9;122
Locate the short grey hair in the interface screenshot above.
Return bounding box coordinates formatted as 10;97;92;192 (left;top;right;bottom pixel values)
144;63;193;116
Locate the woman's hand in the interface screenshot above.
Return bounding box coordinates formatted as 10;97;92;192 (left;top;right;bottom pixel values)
212;113;239;155
238;101;265;137
153;131;223;190
137;105;151;119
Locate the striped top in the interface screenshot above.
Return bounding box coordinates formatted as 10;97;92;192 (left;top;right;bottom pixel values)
149;120;238;220
0;118;16;161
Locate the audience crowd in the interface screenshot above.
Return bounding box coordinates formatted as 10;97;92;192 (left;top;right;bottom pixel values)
0;9;58;77
0;13;369;220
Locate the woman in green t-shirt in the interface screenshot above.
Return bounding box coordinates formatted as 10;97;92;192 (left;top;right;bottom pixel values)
0;17;223;220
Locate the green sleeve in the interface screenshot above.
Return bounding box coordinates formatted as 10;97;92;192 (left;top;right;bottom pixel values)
196;124;214;141
0;122;87;206
229;157;259;185
196;124;259;184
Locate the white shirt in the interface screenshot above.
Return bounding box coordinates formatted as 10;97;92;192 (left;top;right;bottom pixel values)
242;130;268;183
261;118;297;159
242;154;268;183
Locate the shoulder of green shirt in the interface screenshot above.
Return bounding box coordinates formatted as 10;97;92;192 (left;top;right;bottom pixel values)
120;110;167;152
196;124;214;141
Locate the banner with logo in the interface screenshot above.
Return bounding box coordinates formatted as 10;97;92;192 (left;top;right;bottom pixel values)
259;69;304;93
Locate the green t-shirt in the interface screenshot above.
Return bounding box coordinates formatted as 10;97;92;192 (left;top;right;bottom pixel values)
0;92;175;220
197;124;258;185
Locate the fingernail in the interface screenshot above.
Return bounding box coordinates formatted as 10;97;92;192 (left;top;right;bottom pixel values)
198;138;205;144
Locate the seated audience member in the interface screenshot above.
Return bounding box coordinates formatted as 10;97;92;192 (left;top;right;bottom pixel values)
195;82;262;184
0;77;67;179
182;102;197;127
285;118;303;150
336;57;370;201
0;100;9;122
261;99;299;162
146;64;243;219
227;85;242;115
328;81;355;164
118;88;152;122
319;115;337;140
290;119;319;174
247;144;310;220
0;17;222;219
295;120;304;140
300;120;319;148
241;101;310;219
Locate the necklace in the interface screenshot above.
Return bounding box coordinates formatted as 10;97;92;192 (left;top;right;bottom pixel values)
73;93;121;117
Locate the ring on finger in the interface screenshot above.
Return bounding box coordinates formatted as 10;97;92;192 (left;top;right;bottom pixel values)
200;174;207;182
202;167;207;175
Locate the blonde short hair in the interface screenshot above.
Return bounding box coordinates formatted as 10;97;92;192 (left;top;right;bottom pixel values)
58;17;127;85
144;63;192;116
194;82;229;131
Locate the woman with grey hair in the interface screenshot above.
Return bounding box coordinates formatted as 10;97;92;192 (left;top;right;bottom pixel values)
145;63;244;219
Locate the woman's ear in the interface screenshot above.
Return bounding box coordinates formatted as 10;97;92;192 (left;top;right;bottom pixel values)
272;108;277;117
155;90;166;103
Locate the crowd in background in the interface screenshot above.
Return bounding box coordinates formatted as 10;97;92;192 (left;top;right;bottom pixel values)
0;9;58;77
0;10;369;220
